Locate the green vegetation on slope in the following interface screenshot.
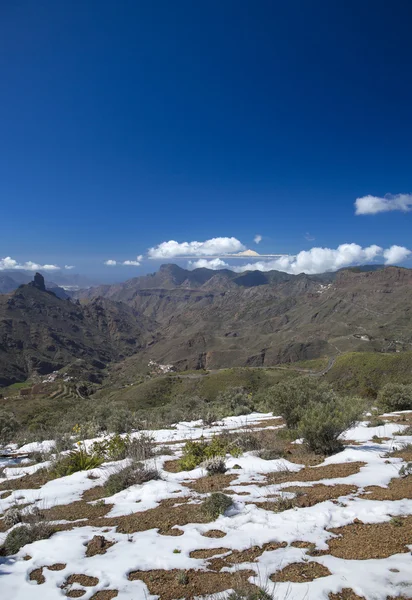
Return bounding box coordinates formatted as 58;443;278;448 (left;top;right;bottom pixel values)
3;352;412;445
325;351;412;397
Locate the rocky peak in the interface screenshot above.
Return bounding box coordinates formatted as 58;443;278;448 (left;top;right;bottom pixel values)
29;272;46;291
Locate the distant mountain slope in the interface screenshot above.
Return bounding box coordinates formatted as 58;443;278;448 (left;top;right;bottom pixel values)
78;264;412;372
0;274;155;386
2;265;412;386
0;270;97;293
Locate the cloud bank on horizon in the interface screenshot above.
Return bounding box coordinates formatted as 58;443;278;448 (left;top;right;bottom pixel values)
188;243;411;274
0;257;60;271
355;193;412;215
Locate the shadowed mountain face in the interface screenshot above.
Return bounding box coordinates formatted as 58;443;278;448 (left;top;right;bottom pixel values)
0;274;155;386
1;266;411;385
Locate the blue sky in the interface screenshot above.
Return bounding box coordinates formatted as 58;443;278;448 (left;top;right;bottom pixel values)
1;1;411;282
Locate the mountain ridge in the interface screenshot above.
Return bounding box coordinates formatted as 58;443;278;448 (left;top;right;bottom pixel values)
1;265;411;386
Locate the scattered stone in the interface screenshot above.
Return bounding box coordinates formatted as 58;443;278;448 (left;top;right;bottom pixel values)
86;535;115;557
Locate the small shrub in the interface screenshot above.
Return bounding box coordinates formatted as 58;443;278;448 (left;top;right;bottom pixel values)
216;387;255;416
0;410;20;445
127;433;155;462
106;408;137;434
276;428;299;441
268;378;335;429
390;516;403;527
371;435;383;443
176;571;189;585
4;507;22;528
270;494;296;512
201;492;233;520
230;432;262;452
399;462;412;478
258;447;285;460
104;464;160;496
179;437;228;471
92;434;130;461
2;522;55;555
203;456;227;476
50;446;103;477
53;432;75;453
395;426;412;436
202;410;219;426
154;445;174;456
367;417;385;428
378;383;412;412
298;396;364;455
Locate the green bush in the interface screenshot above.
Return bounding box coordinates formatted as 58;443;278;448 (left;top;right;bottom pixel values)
50;446;103;477
0;410;20;445
2;522;55;555
178;436;240;471
258;447;285;460
53;431;75;453
378;383;412;412
104;464;160;496
216;387;254;416
106;407;138;434
92;434;130;461
367;416;385;428
201;492;233;520
229;432;262;452
298;396;364;455
268;377;335;429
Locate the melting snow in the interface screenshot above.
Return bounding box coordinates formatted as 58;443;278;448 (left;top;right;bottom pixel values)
1;413;412;599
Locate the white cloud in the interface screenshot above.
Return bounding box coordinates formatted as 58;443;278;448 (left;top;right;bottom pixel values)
65;265;75;270
305;232;315;241
0;256;60;271
185;243;410;275
355;193;412;215
104;255;143;267
148;237;245;259
123;260;141;266
383;245;411;265
254;234;262;244
188;258;230;270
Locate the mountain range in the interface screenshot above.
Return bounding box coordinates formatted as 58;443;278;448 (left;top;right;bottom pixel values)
0;270;96;294
0;264;411;386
